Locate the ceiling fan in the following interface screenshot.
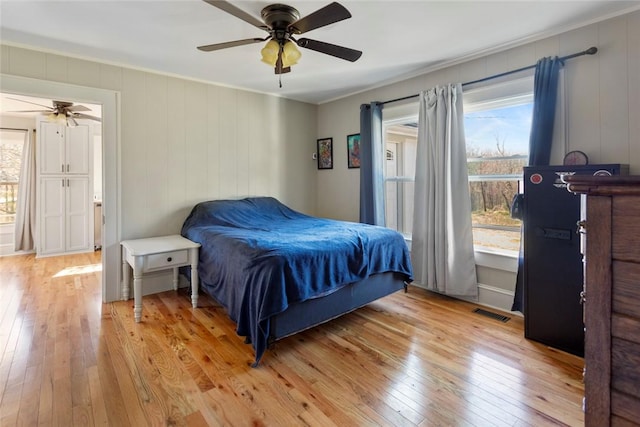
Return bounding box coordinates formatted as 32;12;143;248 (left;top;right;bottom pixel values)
197;0;362;76
8;97;101;126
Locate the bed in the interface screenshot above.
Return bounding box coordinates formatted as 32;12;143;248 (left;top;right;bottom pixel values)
180;197;413;366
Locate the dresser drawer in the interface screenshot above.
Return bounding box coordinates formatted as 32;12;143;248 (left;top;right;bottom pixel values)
145;249;189;271
612;261;640;318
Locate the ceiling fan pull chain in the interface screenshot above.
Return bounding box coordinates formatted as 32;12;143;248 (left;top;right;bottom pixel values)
279;74;282;88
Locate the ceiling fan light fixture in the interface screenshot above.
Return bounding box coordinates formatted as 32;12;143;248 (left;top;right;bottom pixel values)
261;39;280;66
281;41;301;68
47;112;67;125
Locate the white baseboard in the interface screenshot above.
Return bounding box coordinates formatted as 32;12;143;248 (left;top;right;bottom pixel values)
476;282;520;315
409;281;521;316
0;243;34;257
121;269;190;299
0;243;14;256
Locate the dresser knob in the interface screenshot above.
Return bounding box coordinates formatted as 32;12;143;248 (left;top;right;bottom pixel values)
167;257;172;262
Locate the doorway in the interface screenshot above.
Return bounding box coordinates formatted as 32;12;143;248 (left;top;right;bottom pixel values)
0;74;119;303
1;94;102;256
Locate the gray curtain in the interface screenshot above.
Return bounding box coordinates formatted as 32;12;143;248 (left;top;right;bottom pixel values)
512;56;564;312
359;102;385;225
14;129;36;251
411;84;478;297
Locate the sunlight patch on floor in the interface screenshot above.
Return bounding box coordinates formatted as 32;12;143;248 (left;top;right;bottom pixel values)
53;263;102;277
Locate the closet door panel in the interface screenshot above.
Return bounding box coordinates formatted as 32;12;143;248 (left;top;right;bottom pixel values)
66;125;90;174
40;177;65;254
66;177;90;252
39;123;65;175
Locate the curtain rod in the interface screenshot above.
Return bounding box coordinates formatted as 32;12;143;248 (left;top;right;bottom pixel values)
378;46;598;106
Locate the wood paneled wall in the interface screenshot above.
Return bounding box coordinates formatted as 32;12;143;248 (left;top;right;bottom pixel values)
1;44;318;301
0;44;318;237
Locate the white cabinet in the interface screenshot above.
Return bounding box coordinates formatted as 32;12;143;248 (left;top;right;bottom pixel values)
39;122;90;175
39;177;91;255
37;120;93;256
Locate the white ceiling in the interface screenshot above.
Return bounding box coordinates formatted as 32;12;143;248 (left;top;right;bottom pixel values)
1;1;639;105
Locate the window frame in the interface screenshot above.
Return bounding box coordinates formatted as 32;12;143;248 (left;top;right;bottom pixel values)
463;76;535;254
383;116;418;238
0;128;27;225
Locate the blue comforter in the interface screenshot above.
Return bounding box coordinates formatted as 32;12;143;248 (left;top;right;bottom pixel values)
181;197;413;364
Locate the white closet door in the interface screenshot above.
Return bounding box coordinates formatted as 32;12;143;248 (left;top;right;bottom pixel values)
66;125;90;174
40;177;65;254
39;123;65;175
66;177;90;252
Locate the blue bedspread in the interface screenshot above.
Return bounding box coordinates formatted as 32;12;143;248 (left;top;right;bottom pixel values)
181;197;413;364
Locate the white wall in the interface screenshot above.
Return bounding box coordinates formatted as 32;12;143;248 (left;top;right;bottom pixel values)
316;10;640;310
1;44;318;300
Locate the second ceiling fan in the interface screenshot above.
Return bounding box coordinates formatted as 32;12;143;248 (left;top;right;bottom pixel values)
198;0;362;75
8;97;101;127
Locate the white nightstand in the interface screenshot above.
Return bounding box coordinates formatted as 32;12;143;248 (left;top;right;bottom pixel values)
121;235;201;323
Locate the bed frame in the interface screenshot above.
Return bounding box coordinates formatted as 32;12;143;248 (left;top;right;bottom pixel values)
269;272;408;344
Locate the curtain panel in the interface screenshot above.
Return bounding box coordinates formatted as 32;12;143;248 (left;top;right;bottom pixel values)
359;102;385;225
411;84;478;298
511;56;563;312
14;129;36;251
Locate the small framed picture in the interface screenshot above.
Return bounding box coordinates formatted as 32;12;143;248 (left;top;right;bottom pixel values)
317;137;333;169
347;133;361;168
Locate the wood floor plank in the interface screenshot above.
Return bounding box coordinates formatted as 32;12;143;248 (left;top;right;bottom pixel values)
0;252;586;426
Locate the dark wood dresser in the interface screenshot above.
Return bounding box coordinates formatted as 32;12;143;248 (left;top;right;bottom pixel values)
565;175;640;427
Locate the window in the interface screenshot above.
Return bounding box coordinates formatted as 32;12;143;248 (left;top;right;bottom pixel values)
383;77;534;254
0;129;26;224
384;120;417;237
464;77;533;253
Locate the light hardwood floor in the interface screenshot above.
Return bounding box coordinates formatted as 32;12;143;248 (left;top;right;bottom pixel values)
0;252;585;426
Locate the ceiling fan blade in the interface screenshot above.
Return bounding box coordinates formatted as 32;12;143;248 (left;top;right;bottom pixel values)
296;38;362;62
72;113;102;122
198;37;266;52
201;0;268;30
67;104;91;112
288;2;352;35
7;109;53;113
7;97;53;110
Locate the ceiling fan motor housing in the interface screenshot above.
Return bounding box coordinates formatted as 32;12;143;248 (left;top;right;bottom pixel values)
261;4;300;32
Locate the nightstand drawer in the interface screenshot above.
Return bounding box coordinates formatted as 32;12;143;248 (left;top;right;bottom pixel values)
146;249;189;270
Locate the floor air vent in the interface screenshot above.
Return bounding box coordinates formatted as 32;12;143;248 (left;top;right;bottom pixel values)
473;308;510;323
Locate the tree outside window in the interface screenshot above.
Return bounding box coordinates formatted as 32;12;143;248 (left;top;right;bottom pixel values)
465;102;532;252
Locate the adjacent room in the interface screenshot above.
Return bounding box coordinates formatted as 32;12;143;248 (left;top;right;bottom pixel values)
1;1;639;425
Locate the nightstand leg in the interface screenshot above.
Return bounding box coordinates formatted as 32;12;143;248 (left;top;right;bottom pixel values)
133;272;142;322
122;252;130;300
133;258;144;323
190;247;199;308
172;267;179;291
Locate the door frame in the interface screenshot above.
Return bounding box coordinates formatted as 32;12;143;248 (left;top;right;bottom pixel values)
1;74;121;302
